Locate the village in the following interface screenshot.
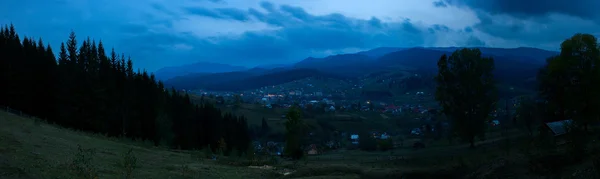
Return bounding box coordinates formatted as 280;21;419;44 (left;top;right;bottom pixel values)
184;79;524;158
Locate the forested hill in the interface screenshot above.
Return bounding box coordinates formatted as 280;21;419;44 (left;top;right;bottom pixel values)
0;24;250;153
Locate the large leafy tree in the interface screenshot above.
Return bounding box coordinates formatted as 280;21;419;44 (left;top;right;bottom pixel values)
515;96;538;136
435;48;497;148
284;106;306;160
537;33;600;130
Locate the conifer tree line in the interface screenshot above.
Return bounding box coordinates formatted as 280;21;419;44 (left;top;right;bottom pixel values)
0;24;250;153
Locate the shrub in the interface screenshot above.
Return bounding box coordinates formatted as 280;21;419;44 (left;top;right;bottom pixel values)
378;138;393;151
359;134;377;151
592;155;600;177
118;148;137;179
69;145;98;179
203;145;214;159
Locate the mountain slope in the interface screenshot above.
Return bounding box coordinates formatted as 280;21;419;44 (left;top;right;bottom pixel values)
163;47;556;92
201;68;345;91
427;47;558;65
294;54;372;68
294;54;376;77
154;62;248;80
374;48;544;90
356;47;406;58
164;70;263;90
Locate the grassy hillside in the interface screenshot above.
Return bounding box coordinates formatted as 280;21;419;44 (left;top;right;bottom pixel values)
2;109;598;178
0;110;272;179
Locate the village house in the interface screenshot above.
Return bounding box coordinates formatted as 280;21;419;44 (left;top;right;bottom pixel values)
350;134;359;145
544;119;573;145
307;144;319;155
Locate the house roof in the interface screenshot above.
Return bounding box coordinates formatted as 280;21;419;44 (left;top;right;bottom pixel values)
545;120;573;136
385;105;400;109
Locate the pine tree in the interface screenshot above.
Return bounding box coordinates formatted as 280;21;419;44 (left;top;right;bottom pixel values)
0;24;251;152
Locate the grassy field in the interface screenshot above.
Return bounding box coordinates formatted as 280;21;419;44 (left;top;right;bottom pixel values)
222;104;401;134
0;110;275;179
3;108;598;179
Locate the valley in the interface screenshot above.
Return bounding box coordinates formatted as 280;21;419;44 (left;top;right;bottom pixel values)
3;107;580;179
2;3;600;176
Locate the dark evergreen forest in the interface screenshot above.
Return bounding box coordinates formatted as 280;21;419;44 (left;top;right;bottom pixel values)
0;24;250;154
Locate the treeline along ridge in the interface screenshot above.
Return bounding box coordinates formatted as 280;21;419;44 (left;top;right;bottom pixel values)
0;24;251;153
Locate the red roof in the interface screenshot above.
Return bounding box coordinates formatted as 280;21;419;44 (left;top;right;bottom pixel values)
385;105;400;110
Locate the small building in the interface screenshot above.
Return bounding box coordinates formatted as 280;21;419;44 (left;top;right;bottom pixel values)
411;128;422;136
307;144;319;155
491;120;500;127
350;134;359;145
380;133;390;139
545;120;573;136
544;119;573;145
327;106;336;112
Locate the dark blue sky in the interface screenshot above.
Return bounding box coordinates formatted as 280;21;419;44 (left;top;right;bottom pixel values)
1;0;599;71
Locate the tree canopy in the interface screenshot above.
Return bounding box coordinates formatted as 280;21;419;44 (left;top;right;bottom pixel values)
435;48;498;148
537;33;600;129
0;24;250;153
284;106;306;159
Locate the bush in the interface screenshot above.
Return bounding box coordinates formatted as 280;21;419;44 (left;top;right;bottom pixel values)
593;155;600;177
359;134;377;151
119;148;137;179
203;145;214;159
378;138;394;151
69;145;98;179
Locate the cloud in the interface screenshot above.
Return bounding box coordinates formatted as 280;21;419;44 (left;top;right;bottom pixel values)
3;0;596;72
182;2;455;53
170;2;444;65
442;0;600;21
432;1;447;8
184;7;251;21
439;0;600;50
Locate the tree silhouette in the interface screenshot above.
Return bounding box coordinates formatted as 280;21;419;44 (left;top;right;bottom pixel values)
284;106;305;160
435;48;497;148
0;24;250;153
537;33;600;131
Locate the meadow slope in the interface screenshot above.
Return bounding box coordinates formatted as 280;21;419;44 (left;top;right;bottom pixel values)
0;110;274;179
2;108;597;179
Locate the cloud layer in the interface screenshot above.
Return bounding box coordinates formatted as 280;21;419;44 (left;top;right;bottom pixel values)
1;0;598;71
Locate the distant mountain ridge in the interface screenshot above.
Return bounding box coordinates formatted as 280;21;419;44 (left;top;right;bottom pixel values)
203;69;345;91
294;54;376;77
356;47;406;58
425;47;557;65
154;62;248;81
164;46;559;91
